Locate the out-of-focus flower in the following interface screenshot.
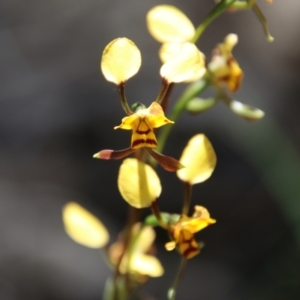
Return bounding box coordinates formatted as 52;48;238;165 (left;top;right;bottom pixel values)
165;206;216;259
62;202;109;248
147;5;195;44
177;134;217;185
147;5;206;82
208;33;243;92
115;102;173;149
160;42;206;83
101;38;141;85
147;5;195;62
109;223;164;280
118;158;161;208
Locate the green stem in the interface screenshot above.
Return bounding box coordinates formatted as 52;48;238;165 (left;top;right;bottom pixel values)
252;2;274;42
168;257;187;300
191;0;237;43
182;182;192;215
230;0;255;10
118;82;133;115
156;78;210;155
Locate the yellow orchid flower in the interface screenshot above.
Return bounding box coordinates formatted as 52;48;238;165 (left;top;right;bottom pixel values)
165;206;216;259
109;223;164;280
114;102;174;149
62;202;109;248
208;33;243;92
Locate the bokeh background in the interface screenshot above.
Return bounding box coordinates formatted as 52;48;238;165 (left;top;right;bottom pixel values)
1;0;300;299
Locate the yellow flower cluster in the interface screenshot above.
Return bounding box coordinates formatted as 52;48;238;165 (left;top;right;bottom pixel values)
147;5;243;90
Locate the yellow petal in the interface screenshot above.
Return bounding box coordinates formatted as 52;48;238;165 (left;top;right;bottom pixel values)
134;225;156;253
159;42;183;63
182;218;216;233
160;42;206;83
143;102;174;128
147;101;165;116
101;38;141;84
130;253;164;277
193;205;211;219
177;134;217;185
159;43;207;82
165;241;176;251
147;5;195;43
118;158;162;208
62;202;109;248
114;115;139;130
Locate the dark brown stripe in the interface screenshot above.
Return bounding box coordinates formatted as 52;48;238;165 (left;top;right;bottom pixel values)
145;139;157;146
132;139;146;148
136;129;151;134
183;246;199;259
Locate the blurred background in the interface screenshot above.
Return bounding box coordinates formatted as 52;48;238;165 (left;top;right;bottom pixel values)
1;0;300;299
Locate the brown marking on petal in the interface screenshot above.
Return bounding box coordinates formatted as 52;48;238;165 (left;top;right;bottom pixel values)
132;139;146;149
136;118;152;134
180;233;194;244
132;138;157;149
136;129;151;134
226;56;235;66
179;231;200;259
183;246;200;259
145;139;157;147
218;75;230;82
232;73;243;92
